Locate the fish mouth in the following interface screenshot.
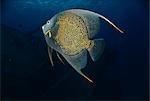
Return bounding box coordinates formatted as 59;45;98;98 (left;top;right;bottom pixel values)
44;30;51;38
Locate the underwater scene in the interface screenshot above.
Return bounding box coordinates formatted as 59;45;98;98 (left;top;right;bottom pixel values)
1;0;149;100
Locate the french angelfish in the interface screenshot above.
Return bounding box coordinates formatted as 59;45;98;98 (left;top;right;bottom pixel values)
42;9;124;83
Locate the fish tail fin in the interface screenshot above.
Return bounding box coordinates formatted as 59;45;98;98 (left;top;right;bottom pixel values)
88;39;105;61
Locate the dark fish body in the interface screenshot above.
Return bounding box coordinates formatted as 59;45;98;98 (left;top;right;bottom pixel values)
42;9;123;83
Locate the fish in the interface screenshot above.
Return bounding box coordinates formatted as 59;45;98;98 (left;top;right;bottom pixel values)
42;9;124;83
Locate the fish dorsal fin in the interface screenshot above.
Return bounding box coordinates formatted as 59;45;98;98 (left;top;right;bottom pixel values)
66;9;124;34
62;49;93;83
97;14;124;33
66;9;100;39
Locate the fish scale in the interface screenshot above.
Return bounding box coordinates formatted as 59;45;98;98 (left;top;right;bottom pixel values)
55;12;91;55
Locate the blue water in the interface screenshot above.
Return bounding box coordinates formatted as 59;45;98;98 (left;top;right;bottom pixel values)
1;0;149;100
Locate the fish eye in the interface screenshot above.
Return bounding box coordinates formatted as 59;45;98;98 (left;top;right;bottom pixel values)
47;20;50;24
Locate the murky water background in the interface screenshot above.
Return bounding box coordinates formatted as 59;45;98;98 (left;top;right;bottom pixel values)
1;0;149;99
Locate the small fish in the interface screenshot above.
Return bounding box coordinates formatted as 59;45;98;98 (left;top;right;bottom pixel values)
42;9;124;83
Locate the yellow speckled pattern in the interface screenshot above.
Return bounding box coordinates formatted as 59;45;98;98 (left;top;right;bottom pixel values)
55;12;92;55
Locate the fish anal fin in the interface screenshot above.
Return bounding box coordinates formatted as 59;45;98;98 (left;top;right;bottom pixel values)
62;49;87;70
81;72;94;83
75;69;93;83
62;49;94;83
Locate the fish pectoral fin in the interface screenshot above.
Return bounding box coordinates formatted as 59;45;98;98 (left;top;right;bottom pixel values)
56;52;65;64
47;46;54;66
